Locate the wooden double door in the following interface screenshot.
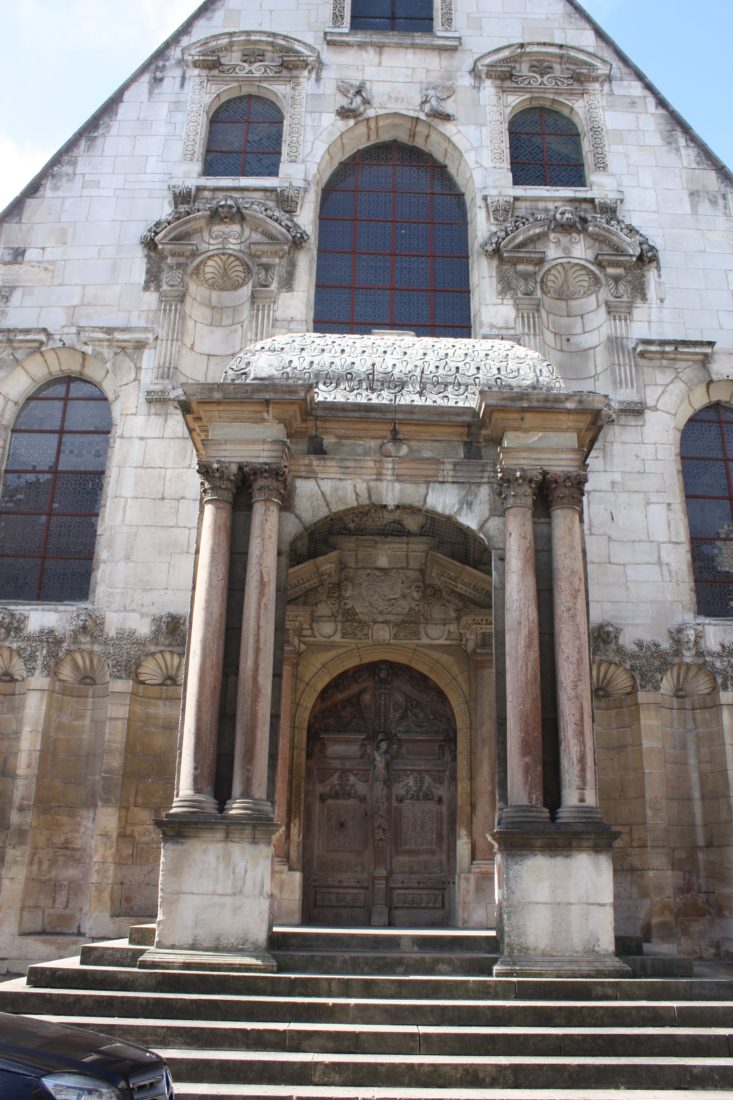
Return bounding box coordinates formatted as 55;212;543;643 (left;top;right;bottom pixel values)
304;661;456;927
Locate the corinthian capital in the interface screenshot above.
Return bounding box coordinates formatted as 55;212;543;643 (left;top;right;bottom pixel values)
245;463;289;505
496;467;542;510
544;470;588;511
197;460;240;503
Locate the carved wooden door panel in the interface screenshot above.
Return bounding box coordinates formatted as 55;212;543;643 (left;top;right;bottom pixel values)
304;662;455;926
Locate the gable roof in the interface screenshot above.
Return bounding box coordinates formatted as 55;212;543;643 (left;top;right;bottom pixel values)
2;0;731;222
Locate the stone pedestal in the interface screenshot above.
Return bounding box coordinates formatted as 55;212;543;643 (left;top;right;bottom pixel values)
493;824;630;977
143;817;280;971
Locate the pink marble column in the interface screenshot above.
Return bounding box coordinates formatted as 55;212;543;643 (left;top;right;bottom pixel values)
496;467;549;824
546;470;602;822
226;465;288;818
471;650;497;856
170;460;239;815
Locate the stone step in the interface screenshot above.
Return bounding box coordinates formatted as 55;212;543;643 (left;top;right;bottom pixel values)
270;928;498;955
155;1049;733;1090
4;983;733;1028
270;951;499;976
22;960;733;1003
30;1015;733;1057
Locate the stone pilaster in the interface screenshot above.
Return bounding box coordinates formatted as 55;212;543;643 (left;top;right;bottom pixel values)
170;461;239;815
227;464;288;819
495;466;549;825
545;470;602;823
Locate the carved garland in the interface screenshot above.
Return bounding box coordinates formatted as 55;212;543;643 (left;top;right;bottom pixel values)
0;610;188;684
141;197;309;252
590;621;733;695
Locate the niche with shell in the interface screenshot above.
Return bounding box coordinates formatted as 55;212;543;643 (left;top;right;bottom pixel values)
54;650;110;686
592;658;635;698
659;662;717;699
180;251;254;380
136;651;184;687
539;260;605;387
0;645;26;683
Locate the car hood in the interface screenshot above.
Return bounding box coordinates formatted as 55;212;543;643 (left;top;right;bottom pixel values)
0;1011;162;1081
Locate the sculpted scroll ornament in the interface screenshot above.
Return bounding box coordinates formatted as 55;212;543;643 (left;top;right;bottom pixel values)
198;461;240;503
245;464;289;504
544;470;588;510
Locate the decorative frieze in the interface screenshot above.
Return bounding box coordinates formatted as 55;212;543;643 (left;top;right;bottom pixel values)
590;621;733;693
0;608;187;683
182;76;207;162
584;84;610;173
438;0;455;31
286;78;307;161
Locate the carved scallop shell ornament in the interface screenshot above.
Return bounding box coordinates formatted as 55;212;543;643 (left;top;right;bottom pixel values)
660;662;716;698
136;650;184;687
55;650;110;686
0;645;26;682
540;262;602;300
197;253;251;291
592;659;635;698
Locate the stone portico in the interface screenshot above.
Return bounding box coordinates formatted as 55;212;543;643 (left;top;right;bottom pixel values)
143;332;625;977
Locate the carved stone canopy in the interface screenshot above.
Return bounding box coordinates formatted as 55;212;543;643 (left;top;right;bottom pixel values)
222;333;564;406
483;206;659;268
474;42;612;87
142;196;308;253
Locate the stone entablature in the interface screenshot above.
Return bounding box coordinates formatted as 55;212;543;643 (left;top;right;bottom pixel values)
222;333;564;405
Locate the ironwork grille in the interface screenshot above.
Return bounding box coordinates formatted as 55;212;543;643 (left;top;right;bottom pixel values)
314;141;471;337
351;0;433;32
508;107;586;187
0;377;112;601
204;95;284;177
681;404;733;617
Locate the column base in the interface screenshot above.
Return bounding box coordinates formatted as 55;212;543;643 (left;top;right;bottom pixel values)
153;816;280;958
493;953;630;978
554;804;605;824
493;821;624;979
225;797;274;819
499;804;551;826
139;947;276;972
167;793;219;815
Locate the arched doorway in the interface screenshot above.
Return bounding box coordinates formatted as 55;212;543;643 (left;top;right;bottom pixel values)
303;660;456;927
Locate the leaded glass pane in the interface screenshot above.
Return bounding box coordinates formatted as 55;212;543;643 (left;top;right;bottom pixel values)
204;95;283;178
0;376;110;601
682;405;733;617
509;107;586;187
351;0;432;31
314;141;470;337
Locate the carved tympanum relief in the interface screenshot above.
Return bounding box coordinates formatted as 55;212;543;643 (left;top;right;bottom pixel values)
287;537;492;647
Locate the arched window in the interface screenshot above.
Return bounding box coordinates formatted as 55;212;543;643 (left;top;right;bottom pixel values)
351;0;433;32
681;403;733;617
314;141;471;337
204;95;284;177
0;377;112;602
508;107;586;187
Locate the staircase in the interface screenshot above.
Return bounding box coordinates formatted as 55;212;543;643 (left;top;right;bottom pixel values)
2;926;733;1098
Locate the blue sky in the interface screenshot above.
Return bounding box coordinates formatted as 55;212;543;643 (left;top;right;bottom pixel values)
0;1;730;210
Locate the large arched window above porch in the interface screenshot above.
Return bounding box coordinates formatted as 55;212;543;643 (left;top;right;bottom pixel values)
508;107;586;187
314;141;471;337
681;403;733;617
0;377;112;602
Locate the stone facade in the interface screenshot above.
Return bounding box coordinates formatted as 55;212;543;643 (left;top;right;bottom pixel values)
1;0;733;972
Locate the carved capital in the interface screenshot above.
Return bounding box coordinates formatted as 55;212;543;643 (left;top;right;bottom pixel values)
496;467;542;510
198;460;240;503
544;470;588;510
245;463;289;505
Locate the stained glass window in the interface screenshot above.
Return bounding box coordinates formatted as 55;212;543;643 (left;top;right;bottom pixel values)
508;107;586;188
204;95;284;177
681;404;733;617
351;0;433;32
314;141;471;336
0;377;112;602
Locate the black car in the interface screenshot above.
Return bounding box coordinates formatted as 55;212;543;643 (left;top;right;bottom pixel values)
0;1011;174;1099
